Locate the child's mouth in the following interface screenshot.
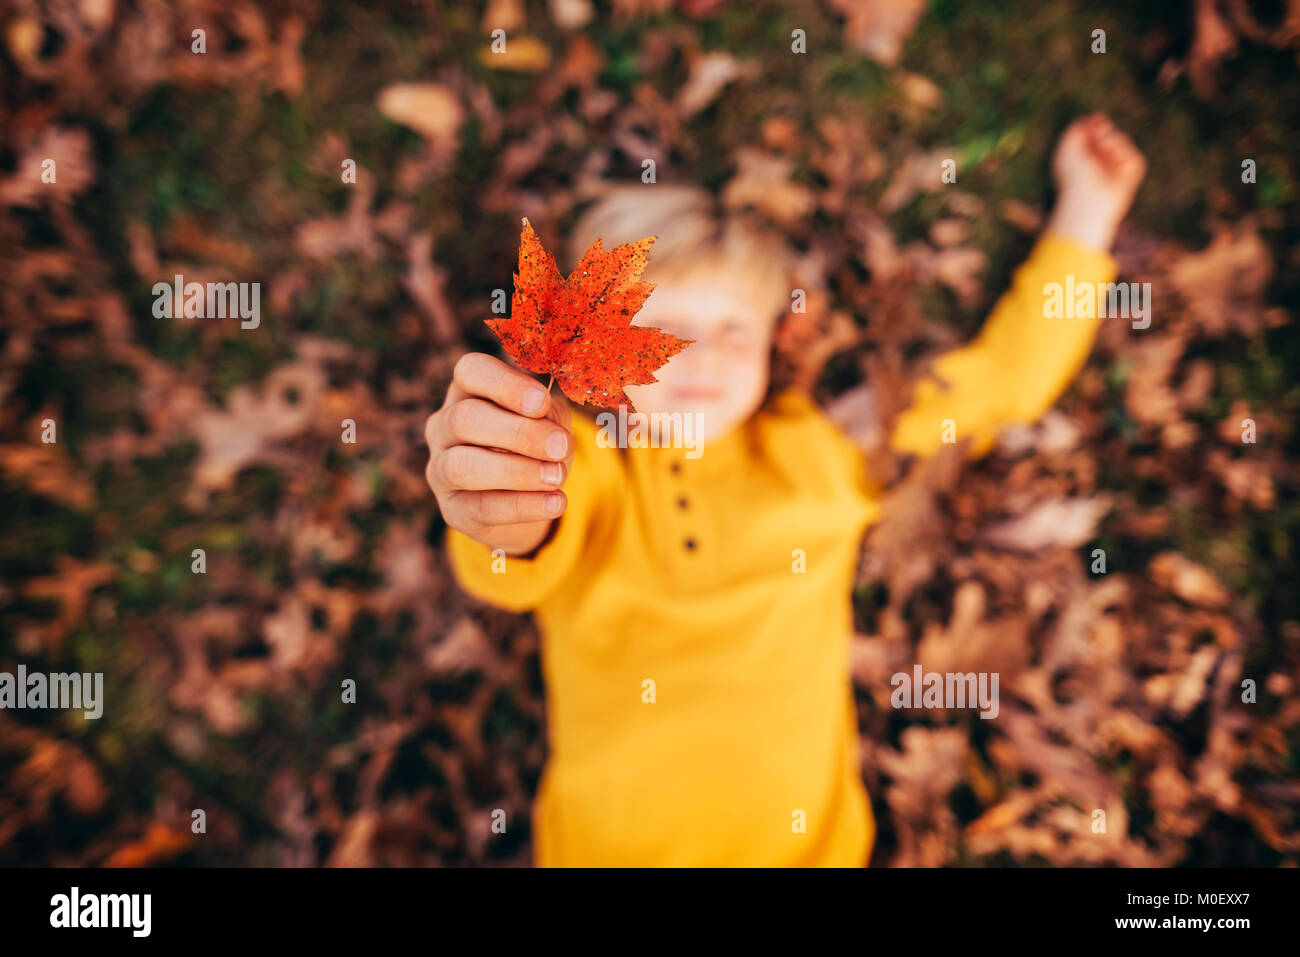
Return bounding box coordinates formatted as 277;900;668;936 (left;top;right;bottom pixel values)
673;386;725;402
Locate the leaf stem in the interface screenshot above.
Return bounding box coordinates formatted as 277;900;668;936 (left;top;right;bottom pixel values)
546;375;554;394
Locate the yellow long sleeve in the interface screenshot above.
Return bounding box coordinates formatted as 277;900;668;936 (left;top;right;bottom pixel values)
445;411;624;612
890;232;1117;458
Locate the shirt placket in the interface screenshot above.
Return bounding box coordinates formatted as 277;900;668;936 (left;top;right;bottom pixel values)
667;458;699;558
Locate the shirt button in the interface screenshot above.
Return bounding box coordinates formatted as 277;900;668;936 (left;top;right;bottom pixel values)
670;462;681;475
676;496;688;510
684;537;696;551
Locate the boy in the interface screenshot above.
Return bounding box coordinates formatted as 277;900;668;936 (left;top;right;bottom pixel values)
424;113;1146;866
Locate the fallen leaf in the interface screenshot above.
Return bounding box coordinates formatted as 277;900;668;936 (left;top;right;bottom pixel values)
477;36;552;72
377;83;464;143
550;0;594;30
1167;223;1273;336
981;496;1112;552
103;822;192;867
675;51;751;118
721;147;817;227
830;0;928;65
1150;552;1232;608
0;126;95;207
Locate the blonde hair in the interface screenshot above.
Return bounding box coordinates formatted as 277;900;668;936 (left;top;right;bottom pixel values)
567;184;797;324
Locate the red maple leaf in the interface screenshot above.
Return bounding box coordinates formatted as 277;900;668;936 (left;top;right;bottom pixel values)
485;218;693;410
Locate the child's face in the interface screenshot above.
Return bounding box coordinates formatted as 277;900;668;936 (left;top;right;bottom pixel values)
623;265;777;444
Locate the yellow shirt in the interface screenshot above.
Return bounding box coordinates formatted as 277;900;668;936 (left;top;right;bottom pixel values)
448;234;1116;866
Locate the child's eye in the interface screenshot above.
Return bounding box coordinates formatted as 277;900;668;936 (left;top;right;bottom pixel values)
719;322;750;344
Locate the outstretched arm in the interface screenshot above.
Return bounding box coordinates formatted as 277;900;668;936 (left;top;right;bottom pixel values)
426;353;623;612
890;114;1147;458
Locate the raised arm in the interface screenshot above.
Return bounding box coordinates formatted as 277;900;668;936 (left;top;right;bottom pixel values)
890;114;1147;459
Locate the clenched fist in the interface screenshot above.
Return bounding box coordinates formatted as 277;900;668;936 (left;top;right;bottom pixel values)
425;353;575;556
1047;112;1147;252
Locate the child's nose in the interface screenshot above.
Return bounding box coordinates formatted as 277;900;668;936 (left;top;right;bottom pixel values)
679;338;720;370
677;348;719;382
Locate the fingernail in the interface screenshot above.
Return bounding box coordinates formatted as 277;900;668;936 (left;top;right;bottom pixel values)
546;431;568;460
541;461;563;485
544;492;563;514
522;388;547;415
